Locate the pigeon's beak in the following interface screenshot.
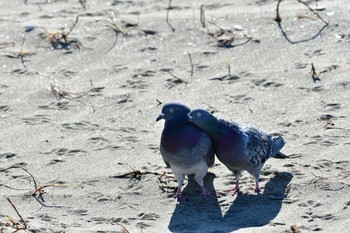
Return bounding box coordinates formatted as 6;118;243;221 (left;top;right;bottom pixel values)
156;113;165;122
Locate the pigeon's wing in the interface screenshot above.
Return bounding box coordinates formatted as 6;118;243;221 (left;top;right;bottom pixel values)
204;143;215;167
270;136;286;157
196;132;215;167
243;125;274;167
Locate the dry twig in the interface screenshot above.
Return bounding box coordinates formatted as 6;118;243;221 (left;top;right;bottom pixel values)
200;5;206;28
208;22;235;47
166;0;175;32
79;0;87;9
290;224;302;233
207;22;256;48
47;16;80;49
324;121;350;131
111;165;165;181
2;166;66;208
111;165;176;194
275;0;282;22
110;220;130;233
156;99;163;106
2;35;35;68
166;71;189;84
188;53;194;77
274;0;328;44
297;0;328;26
50;79;104;112
310;63;321;83
0;198;28;233
102;10;126;53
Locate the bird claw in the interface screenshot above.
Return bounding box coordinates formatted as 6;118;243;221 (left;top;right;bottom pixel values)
225;187;240;195
254;182;261;194
172;188;182;200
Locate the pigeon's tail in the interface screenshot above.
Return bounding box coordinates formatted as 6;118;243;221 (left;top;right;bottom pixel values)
271;136;287;159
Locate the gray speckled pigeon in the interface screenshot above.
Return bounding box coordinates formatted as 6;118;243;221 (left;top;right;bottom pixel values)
188;109;285;194
156;103;215;199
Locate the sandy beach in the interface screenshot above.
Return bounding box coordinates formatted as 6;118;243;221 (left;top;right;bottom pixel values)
1;0;350;232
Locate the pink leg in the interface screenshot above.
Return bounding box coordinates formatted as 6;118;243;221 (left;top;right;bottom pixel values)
173;187;182;200
226;181;240;194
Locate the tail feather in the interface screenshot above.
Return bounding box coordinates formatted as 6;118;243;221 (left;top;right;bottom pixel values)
271;136;286;158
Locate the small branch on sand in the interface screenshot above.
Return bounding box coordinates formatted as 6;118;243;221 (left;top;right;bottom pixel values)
207;22;256;48
110;164;176;194
308;171;343;191
2;35;35;68
156;99;163;106
79;0;87;9
324;121;350;131
1;198;29;233
46;16;80;49
2;166;66;208
274;0;328;44
310;63;321;83
200;5;206;28
274;0;282;22
227;59;231;78
110;166;165;181
102;10;126;54
166;0;175;32
275;0;328;25
290;224;302;233
47;78;104;113
166;71;189;84
50;80;103;100
158;172;177;193
110;220;130;233
297;0;328;26
188;53;194;77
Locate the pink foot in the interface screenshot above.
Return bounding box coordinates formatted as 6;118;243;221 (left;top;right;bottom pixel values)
254;182;261;194
226;181;240;194
173;188;182;200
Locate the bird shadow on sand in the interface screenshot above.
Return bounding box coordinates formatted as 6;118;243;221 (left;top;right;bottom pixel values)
168;172;293;233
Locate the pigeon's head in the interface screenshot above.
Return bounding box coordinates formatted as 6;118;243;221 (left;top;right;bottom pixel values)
156;102;191;124
188;109;216;129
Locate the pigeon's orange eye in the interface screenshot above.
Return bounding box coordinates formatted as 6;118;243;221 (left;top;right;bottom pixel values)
197;112;202;117
170;108;175;113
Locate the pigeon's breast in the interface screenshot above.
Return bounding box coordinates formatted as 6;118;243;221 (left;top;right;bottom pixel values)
161;126;203;153
160;126;212;168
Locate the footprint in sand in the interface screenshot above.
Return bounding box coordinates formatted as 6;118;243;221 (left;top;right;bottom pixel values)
42;147;87;157
226;94;254;104
22;114;51;125
251;78;283;88
61;121;100;131
0;152;16;159
0;105;10;112
38;101;70;110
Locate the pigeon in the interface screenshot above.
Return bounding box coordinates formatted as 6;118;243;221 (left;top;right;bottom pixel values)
188;109;286;194
156;103;215;199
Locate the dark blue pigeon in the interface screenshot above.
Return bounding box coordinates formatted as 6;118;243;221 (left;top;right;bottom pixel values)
156;103;215;199
188;109;286;194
